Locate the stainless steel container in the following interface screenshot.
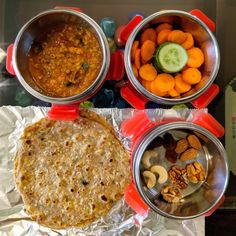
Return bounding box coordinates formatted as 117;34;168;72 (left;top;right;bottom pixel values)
12;9;110;104
132;122;228;219
124;10;220;105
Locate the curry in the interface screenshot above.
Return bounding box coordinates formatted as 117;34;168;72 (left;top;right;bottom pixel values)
28;24;102;97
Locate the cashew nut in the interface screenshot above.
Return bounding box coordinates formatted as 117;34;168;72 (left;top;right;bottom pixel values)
142;150;159;168
142;171;156;189
150;165;168;184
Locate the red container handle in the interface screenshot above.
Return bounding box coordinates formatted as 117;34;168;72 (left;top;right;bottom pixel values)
48;104;79;121
6;44;15;76
120;15;143;44
192;112;224;138
190;9;215;32
120;84;148;109
191;84;220;109
54;6;82;12
204;195;225;217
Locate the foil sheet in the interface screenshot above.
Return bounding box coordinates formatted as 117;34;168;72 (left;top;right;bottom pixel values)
0;106;206;236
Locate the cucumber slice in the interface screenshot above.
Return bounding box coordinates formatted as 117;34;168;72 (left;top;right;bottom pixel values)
155;42;188;73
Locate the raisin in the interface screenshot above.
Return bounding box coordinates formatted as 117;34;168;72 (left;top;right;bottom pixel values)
165;149;177;163
148;136;164;149
163;133;177;150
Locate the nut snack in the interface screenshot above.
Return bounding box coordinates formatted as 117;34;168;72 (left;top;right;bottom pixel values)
14;110;131;229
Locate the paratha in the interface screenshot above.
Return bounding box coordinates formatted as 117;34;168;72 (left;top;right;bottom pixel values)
14;110;131;229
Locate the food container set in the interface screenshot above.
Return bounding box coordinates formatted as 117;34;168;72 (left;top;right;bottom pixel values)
5;5;229;225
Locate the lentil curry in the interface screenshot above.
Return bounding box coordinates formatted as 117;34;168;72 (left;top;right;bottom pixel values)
28;24;102;97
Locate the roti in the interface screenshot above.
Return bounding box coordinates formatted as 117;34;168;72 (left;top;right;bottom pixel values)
14;110;131;229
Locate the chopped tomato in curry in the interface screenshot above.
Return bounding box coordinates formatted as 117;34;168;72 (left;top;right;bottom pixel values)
28;24;102;97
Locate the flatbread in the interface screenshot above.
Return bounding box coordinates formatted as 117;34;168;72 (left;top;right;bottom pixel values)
14;110;131;229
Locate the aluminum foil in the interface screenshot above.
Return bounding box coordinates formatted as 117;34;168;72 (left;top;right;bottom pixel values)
0;106;206;236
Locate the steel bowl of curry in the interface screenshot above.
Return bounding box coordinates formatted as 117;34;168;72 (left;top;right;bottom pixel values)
12;9;110;104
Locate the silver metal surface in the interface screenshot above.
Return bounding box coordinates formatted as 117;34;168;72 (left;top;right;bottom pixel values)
124;10;220;105
133;122;229;219
12;9;110;104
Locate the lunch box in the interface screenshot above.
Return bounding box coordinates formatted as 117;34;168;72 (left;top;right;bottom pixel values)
119;10;220;109
121;111;228;219
6;7;110;104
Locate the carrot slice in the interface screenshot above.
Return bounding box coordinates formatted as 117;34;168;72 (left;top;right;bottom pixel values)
140;28;156;44
131;41;139;62
157;29;171;45
175;74;191;93
187;47;204;68
195;76;208;91
168;30;187;44
132;64;139;77
152;73;175;92
182;88;196;97
141;40;156;63
155;23;173;35
134;49;141;69
168;88;180;97
181;33;194;50
139;64;157;81
142;79;152;91
182;68;202;85
150;81;168;96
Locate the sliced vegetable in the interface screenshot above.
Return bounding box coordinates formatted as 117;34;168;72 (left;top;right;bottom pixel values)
140;28;156;44
182;88;196;97
195;76;208;91
168;30;187;44
175;74;191;93
155;23;173;35
131;40;139;61
132;64;139;77
134;49;141;69
150;81;168;96
139;64;157;81
181;33;194;50
157;29;171;45
182;68;202;85
141;40;156;63
152;73;175;92
155;42;188;73
168;88;180;97
187;47;204;68
142;79;152;91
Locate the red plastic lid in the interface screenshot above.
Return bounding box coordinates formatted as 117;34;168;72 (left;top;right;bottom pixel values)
204;195;225;217
6;44;15;76
48;104;79;121
54;6;82;12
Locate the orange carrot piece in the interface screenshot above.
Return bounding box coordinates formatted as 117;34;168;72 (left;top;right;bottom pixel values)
195;76;208;91
132;64;139;77
175;74;191;93
131;41;139;62
168;88;180;97
134;49;141;69
139;64;157;81
182;88;196;97
152;73;175;92
140;40;156;63
187;47;204;68
140;28;156;44
142;79;152;91
150;81;168;96
155;23;173;35
157;29;172;45
181;33;194;50
182;68;202;85
168;30;187;44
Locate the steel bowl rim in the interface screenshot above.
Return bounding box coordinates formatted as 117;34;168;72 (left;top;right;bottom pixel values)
133;121;229;219
12;8;110;104
124;10;220;105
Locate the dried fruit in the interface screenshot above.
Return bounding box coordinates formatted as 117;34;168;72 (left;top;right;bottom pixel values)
193;131;209;143
165;149;177;163
148;136;164;149
160;185;182;203
186;161;206;183
163;133;177;150
175;138;188;154
180;148;198;161
142;170;156;189
187;135;202;150
168;165;188;189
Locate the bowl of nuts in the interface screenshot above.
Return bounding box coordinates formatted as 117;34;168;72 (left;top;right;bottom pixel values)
132;122;229;219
